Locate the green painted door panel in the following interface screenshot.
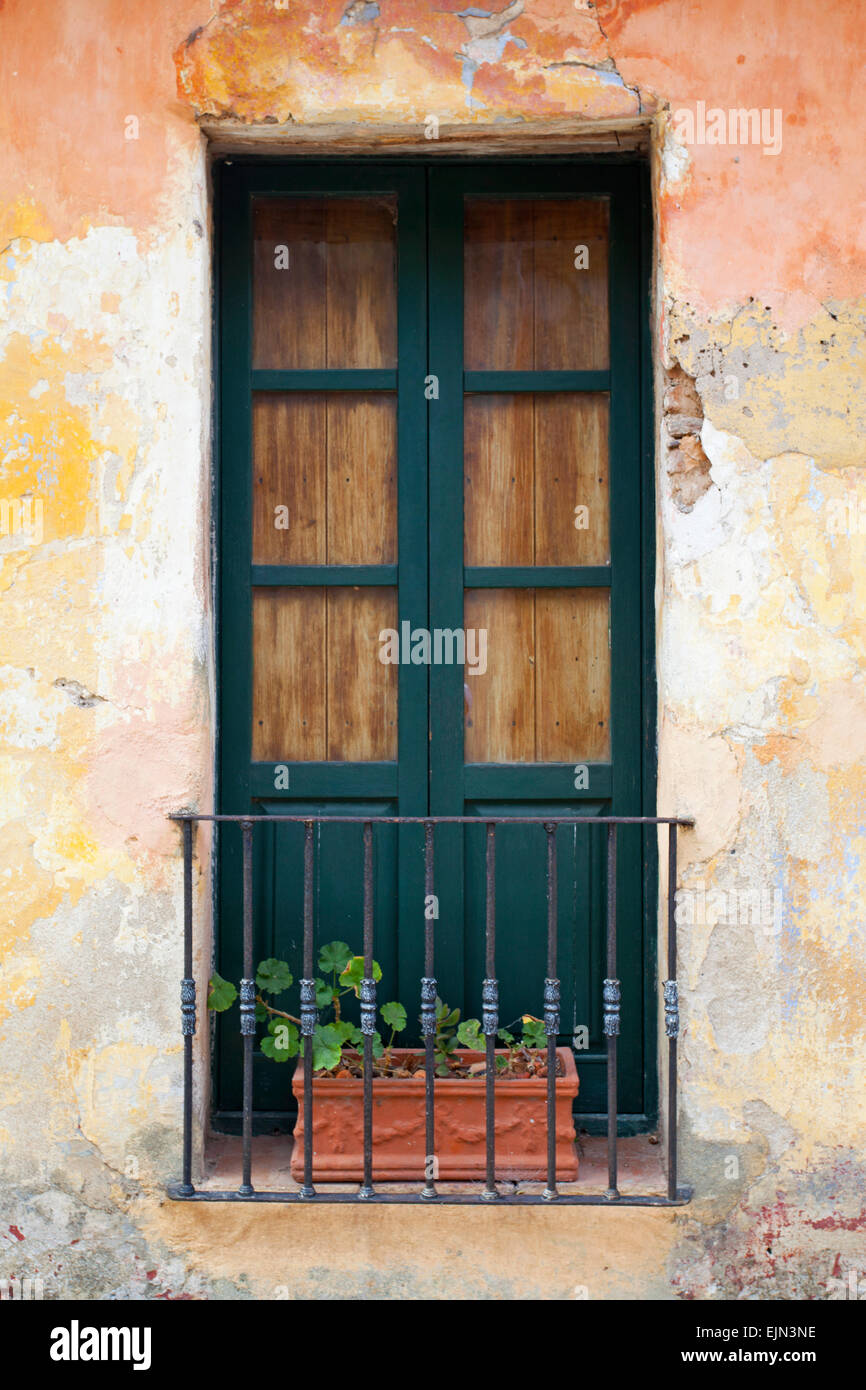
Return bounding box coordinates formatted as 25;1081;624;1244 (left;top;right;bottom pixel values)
427;165;652;1127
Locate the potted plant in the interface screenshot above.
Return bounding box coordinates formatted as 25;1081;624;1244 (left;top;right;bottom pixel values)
209;940;579;1182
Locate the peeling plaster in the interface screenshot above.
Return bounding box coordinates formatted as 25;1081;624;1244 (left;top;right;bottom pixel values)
458;2;530;107
173;0;651;126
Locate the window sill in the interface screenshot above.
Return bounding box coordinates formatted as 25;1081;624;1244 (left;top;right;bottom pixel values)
189;1132;676;1202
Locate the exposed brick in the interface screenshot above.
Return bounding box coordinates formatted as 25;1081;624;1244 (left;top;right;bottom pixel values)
665;412;704;438
667;432;712;511
664;368;703;417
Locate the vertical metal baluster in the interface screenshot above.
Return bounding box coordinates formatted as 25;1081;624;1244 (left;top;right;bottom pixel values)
421;821;438;1199
543;823;560;1201
665;823;680;1201
179;818;196;1196
238;819;255;1196
481;823;499;1200
299;820;316;1199
604;822;620;1200
359;821;376;1198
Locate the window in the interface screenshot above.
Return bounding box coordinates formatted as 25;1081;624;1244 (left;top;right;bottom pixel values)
183;161;681;1203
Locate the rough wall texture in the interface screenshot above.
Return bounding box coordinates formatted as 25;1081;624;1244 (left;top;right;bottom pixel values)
1;0;865;1300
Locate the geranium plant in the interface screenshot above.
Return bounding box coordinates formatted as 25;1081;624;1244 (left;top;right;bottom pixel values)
208;939;554;1078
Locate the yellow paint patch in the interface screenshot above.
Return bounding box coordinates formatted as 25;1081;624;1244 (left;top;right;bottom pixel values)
0;953;42;1024
674;300;866;473
0;814;65;955
0;197;53;260
0;334;102;545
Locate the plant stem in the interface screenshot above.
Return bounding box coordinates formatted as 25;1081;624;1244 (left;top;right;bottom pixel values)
256;994;302;1027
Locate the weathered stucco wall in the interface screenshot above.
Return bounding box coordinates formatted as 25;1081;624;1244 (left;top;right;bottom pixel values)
1;0;864;1299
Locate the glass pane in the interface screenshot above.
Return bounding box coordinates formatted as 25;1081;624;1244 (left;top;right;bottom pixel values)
464;393;609;565
463;588;610;763
252;197;397;369
464;198;609;371
252;587;398;761
252;392;397;565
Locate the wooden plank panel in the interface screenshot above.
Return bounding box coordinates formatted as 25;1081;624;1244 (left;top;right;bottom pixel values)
464;394;534;565
326;395;397;563
534;394;610;565
535;589;610;761
251;588;326;760
464;200;534;370
464;199;609;371
252;394;326;565
253;393;397;566
463;589;535;763
533;199;609;371
464;393;610;566
252;200;326;370
326;199;398;369
326;588;398;761
252;198;397;369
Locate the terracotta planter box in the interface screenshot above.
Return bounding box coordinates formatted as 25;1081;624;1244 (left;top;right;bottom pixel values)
291;1047;579;1182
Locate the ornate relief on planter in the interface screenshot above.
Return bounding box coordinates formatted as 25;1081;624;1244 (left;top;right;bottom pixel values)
291;1047;579;1182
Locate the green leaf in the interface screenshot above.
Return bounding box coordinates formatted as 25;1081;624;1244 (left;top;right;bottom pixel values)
314;978;334;1009
207;973;237;1012
521;1016;547;1048
317;941;353;977
497;1027;515;1046
457;1018;482;1048
434;1039;456;1072
255;958;293;995
338;955;383;994
332;1019;362;1046
254;1001;268;1023
371;1030;384;1059
302;1023;343;1072
380;1001;406;1032
261;1020;298;1061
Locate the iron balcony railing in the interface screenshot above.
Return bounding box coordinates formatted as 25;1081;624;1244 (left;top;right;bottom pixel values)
168;813;693;1206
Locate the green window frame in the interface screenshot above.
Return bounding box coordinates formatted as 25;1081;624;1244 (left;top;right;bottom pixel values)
214;159;657;1134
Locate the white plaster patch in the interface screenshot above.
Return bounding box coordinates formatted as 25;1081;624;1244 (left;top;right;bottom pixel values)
661;422;859;729
0;183;212;718
661;121;691;187
666;479;727;567
727;677;782;736
762;758;833;864
0;667;69;750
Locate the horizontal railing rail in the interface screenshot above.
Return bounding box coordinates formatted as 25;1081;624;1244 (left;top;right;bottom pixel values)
168;813;693;1206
